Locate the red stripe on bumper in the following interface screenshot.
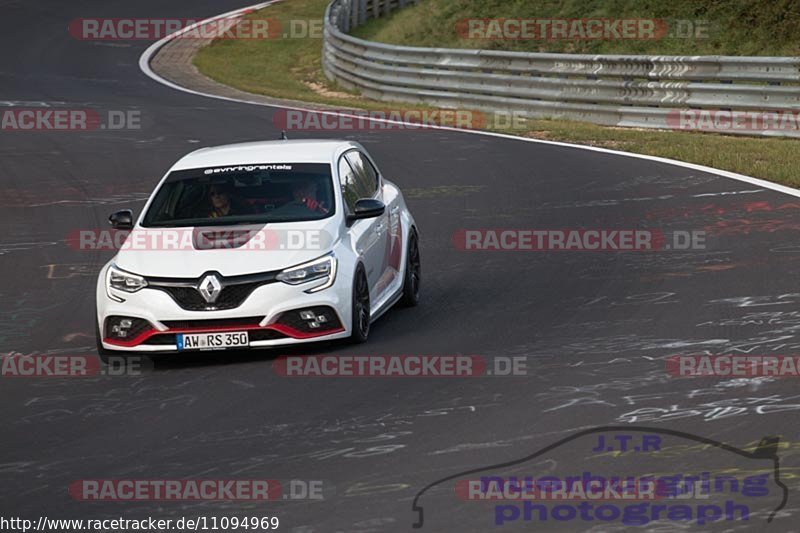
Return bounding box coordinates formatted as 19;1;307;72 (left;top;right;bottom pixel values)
104;323;344;347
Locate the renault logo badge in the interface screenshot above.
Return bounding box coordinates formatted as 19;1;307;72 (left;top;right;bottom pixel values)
198;274;222;303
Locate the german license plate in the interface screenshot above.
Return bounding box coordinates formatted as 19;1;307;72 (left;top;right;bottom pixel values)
176;331;249;351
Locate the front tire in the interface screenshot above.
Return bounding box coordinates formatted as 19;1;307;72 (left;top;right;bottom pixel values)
350;265;370;343
399;229;421;307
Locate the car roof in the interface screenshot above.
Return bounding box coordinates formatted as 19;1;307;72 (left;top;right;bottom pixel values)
172;139;358;170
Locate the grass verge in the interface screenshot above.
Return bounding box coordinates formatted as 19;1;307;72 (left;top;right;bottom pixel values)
351;0;800;56
194;0;800;188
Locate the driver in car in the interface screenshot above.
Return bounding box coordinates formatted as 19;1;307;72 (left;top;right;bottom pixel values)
208;184;245;218
293;180;329;214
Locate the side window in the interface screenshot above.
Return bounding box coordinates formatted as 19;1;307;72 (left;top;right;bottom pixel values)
345;151;379;197
338;157;361;212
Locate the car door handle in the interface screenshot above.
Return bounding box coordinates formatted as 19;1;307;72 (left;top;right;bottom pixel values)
391;205;400;214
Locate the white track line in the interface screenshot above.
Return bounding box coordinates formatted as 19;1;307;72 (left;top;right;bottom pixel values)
138;1;800;199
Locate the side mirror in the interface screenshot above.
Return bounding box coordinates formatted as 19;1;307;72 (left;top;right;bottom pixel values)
347;199;385;225
109;209;134;230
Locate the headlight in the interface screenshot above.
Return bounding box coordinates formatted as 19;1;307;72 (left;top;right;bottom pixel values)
106;264;147;300
276;253;337;293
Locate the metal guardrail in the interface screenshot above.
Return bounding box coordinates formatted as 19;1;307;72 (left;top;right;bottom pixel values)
322;0;800;137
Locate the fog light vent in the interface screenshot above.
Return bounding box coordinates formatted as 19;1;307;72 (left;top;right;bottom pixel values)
104;316;152;341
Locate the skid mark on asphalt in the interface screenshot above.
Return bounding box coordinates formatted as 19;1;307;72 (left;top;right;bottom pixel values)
693;189;764;197
0;294;63;346
41;263;96;279
0;240;58;255
579;292;679;308
27;193;150;207
403;185;485;198
698;311;800;327
709;293;800;308
603;173;720;191
617;395;800;424
523;346;800;423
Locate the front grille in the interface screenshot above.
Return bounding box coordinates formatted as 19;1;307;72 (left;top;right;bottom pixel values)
154;282;262;311
143;335;176;346
148;271;278;311
161;317;264;329
249;330;288;341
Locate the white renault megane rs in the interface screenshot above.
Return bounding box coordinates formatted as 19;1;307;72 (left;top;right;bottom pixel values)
95;140;420;361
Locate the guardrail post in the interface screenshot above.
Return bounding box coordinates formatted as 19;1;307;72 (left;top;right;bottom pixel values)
339;0;350;32
349;0;359;30
358;0;368;26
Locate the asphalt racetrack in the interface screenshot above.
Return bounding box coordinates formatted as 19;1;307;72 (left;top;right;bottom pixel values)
2;1;800;531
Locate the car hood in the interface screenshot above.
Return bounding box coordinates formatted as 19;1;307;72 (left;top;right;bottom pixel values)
113;221;337;278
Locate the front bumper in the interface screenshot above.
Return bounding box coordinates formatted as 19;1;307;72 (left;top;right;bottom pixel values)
96;265;351;352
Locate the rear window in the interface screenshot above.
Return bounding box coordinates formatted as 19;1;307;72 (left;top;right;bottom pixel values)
142;163;335;227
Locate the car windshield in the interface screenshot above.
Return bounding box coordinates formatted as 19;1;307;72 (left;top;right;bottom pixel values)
141;163;335;227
